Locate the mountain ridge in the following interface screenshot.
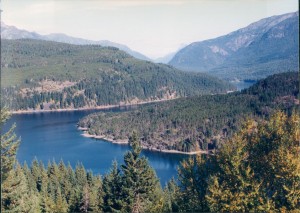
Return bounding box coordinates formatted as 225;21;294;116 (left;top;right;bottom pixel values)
169;11;299;80
1;22;151;61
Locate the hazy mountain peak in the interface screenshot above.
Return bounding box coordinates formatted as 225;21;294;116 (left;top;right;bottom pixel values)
223;11;298;51
243;11;298;32
169;11;299;80
1;22;150;61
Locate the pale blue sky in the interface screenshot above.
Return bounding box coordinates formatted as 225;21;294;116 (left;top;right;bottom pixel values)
1;0;298;58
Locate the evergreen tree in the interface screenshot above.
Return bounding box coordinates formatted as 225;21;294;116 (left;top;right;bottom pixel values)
143;183;165;213
2;163;40;212
66;163;80;212
40;194;56;213
88;174;103;212
31;158;42;192
54;187;68;213
205;125;272;212
39;161;49;195
103;161;123;212
205;111;300;211
75;162;87;189
1;108;20;183
176;155;211;212
80;184;90;213
247;111;300;211
121;132;160;213
163;178;180;213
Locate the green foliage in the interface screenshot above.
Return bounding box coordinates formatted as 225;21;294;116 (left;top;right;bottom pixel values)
176;110;300;212
1;105;299;212
1;159;105;213
121;132;161;212
176;155;212;212
103;161;124;212
1;39;234;111
163;178;180;212
79;72;299;152
2;163;40;213
205;121;273;212
246;111;300;211
1;108;20;183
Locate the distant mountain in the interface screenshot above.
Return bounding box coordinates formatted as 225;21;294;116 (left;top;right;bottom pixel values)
154;45;187;64
1;22;151;61
1;22;42;39
169;11;299;80
154;52;177;64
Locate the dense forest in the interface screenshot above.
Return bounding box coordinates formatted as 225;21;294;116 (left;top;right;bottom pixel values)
1;108;299;212
1;39;234;111
78;72;299;152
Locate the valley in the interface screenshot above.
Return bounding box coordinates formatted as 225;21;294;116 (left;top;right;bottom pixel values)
1;5;299;212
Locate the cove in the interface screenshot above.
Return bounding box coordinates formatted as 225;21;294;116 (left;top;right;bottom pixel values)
4;107;188;185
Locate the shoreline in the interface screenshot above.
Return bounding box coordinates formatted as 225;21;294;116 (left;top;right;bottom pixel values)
10;89;235;115
11;98;177;115
80;130;208;155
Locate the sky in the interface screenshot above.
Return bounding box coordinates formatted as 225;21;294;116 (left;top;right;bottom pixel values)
1;0;298;59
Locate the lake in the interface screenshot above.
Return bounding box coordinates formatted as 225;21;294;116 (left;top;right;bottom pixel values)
4;107;189;186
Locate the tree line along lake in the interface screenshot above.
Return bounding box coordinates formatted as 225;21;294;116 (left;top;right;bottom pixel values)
4;81;256;185
4;107;189;186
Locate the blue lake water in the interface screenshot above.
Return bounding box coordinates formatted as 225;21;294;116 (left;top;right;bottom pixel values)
4;107;188;186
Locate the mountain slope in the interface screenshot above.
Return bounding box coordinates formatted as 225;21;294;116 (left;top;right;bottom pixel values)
169;11;299;80
78;72;299;153
1;39;234;111
1;22;150;61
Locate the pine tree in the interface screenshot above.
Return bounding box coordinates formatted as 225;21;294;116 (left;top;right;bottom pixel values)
54;187;68;213
80;184;90;213
23;161;38;193
1;108;20;183
71;163;88;211
103;161;124;212
143;183;165;213
39;161;49;195
247;111;300;210
121;131;160;213
176;155;211;212
88;174;103;212
2;163;40;212
163;178;180;212
66;163;80;212
75;162;87;189
205;120;275;212
40;194;56;213
31;158;42;192
205;111;300;212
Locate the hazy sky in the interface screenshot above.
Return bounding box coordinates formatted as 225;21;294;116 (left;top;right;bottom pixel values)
1;0;298;58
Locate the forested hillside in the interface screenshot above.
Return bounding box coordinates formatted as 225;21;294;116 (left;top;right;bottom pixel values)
78;72;299;152
1;39;234;111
